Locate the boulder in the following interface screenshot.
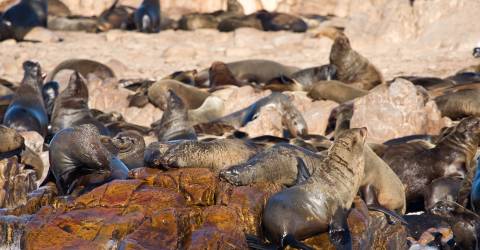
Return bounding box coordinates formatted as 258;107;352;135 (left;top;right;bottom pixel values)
0;157;37;209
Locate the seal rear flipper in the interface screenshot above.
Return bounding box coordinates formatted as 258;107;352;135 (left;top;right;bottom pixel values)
245;234;276;250
281;235;314;250
295;157;311;185
367;205;408;225
328;208;352;250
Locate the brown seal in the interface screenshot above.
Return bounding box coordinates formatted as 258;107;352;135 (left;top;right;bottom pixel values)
103;130;145;170
46;58;115;82
380;116;480;211
47;0;71;17
255;10;308;33
208;61;242;88
50;71;109;135
3;61;49;137
178;0;244;30
217;13;262;32
434;86;480;120
151;90;197;141
159;138;259;173
162;69;198;86
308;80;368;103
0;0;47;40
147;79;210;110
258;128;367;249
329;34;383;90
97;0;135;32
264;64;337;92
49;124;129;195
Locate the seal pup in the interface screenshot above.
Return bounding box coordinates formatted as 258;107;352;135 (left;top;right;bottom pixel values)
49;124;129;195
159;138;259;173
151;90;197;142
50;71;109;135
3;61;48;137
0;0;48;40
220;143;323;187
97;0;135;32
329;34;383;90
308;80;368;103
46;59;115;82
257;128;367;249
217;13;262;32
381;117;480;211
134;0;161;33
147;79;210;110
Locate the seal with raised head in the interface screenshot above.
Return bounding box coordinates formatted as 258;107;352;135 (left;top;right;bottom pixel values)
50;71;109;135
151;90;197;141
134;0;161;33
159;138;259;173
0;0;47;40
257;128;367;249
46;58;115;82
49;124;129;195
147;79;210;110
329;34;383;90
381;116;480;211
3;61;48;137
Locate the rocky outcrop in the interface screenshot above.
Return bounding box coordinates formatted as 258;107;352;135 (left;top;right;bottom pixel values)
0;157;37;209
350;79;450;143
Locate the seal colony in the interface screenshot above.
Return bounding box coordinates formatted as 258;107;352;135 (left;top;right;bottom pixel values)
1;4;480;249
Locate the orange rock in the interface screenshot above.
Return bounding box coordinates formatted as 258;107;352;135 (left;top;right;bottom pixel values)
124;186;186;217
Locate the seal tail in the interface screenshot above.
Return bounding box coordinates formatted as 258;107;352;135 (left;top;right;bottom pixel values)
367;205;408;225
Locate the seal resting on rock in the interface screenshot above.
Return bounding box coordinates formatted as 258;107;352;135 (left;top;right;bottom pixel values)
147;79;210;110
329;34;383;90
253;128;367;249
381;117;480;211
46;58;115;82
50;71;109;136
103;130;145;170
3;61;48;137
49;124;129;195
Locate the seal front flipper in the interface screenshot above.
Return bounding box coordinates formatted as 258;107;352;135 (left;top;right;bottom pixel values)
295;157;311;185
281;235;314;250
329;208;352;250
360;184;408;224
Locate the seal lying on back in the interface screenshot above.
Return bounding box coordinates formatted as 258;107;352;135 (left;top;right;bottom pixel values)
50;72;109;135
330;34;383;90
206;93;308;137
46;59;115;82
159;138;259;173
49;124;129;195
258;128;367;249
134;0;161;33
381;117;480;210
0;0;47;40
3;61;48;137
151;90;197;141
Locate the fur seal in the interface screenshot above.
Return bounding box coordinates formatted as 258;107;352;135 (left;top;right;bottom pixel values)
424;176;462;210
217;13;262;32
188;95;225;125
265;64;337;92
196;59;300;87
255;10;308;33
220;143;323;187
0;0;47;40
445;72;480;85
207;92;308;138
3;61;48;137
471;158;480;213
381;117;480;211
208;61;242;88
46;59;115;82
308;80;368;103
97;0;135;32
103;130;145;170
151;90;197;141
41;80;59;120
50;72;109;135
474;47;480;58
178;0;244;31
49;124;129;195
398;76;454;91
329;34;383;90
257;128;367;249
47;16;98;32
162;70;197;86
434;87;480;120
134;0;161;33
159;138;258;173
147;79;210;110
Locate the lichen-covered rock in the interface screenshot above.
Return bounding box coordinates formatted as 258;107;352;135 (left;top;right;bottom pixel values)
350;79;450;143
